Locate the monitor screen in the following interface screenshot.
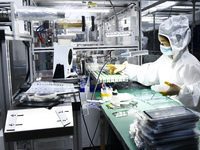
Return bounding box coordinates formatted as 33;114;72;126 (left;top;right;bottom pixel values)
9;40;29;95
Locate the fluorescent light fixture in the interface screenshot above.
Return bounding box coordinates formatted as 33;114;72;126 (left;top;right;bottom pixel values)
147;20;163;24
106;31;132;37
142;17;153;22
43;1;83;4
121;50;149;57
65;9;109;13
142;1;178;16
142;7;157;16
172;6;193;9
149;7;157;13
157;1;177;10
142;16;167;23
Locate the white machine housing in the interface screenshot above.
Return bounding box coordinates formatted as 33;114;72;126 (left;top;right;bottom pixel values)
121;16;137;45
53;45;73;78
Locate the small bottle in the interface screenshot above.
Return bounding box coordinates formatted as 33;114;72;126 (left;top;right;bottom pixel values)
101;86;112;101
111;90;120;107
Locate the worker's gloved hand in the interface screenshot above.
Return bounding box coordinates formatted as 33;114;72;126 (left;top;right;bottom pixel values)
159;81;181;96
106;64;126;74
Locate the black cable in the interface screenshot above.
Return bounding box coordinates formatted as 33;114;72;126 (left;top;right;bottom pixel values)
81;105;97;150
78;57;113;149
108;0;119;31
91;57;114;100
77;92;96;149
168;6;172;18
78;82;100;148
89;119;100;147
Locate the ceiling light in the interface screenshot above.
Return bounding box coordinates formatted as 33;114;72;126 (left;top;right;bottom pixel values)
142;17;166;23
65;9;109;13
142;1;178;16
157;1;177;10
172;6;193;9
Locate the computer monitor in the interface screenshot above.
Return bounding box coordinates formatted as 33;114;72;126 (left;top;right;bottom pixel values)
9;40;30;95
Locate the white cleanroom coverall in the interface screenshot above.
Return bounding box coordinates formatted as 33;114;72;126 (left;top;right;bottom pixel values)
123;16;200;111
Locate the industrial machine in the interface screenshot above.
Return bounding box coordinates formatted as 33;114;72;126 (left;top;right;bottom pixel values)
2;0;200;150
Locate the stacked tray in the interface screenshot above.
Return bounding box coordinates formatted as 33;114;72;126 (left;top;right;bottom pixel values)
131;106;200;150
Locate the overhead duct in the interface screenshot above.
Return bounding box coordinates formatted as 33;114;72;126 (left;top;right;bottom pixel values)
15;6;65;20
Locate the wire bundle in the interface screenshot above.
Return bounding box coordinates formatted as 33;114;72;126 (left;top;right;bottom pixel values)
35;25;51;47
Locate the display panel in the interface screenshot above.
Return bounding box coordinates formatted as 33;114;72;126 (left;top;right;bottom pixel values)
9;40;29;94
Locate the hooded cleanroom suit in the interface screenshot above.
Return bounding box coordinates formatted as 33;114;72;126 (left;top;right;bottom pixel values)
123;15;200;111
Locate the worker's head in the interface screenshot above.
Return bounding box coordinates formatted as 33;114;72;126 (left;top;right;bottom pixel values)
158;35;170;47
158;35;172;56
158;15;191;62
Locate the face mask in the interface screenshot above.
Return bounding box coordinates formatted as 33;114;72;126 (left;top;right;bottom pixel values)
160;45;173;56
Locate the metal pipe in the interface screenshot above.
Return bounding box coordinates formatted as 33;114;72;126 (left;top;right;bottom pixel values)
34;47;138;53
142;0;167;12
15;6;65;20
153;13;156;51
0;4;10;7
191;0;196;54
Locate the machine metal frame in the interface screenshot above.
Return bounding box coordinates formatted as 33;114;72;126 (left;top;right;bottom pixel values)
0;29;33;129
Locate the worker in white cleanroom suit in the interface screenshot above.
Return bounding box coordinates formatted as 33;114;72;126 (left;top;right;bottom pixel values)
107;15;200;111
